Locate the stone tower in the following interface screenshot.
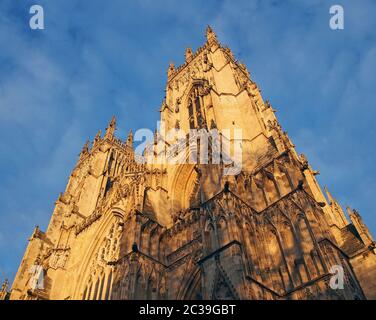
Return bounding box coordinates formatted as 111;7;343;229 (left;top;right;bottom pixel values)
8;27;376;300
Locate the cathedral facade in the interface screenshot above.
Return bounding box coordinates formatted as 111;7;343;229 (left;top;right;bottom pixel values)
6;27;376;300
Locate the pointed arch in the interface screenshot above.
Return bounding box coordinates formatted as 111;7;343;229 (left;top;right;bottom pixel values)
204;221;216;253
72;209;125;299
184;79;211;130
169;164;199;212
177;266;202;300
265;227;290;292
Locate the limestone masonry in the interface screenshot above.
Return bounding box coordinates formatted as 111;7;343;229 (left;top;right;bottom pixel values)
4;27;376;300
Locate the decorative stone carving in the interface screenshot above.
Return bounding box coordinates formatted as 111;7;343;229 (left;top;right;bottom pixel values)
9;27;374;302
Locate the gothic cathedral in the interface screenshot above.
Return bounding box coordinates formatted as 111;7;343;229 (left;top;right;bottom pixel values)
7;27;376;300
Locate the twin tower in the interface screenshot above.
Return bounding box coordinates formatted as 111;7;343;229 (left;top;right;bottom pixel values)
6;27;376;300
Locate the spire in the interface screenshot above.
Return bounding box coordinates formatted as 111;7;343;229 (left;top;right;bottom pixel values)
324;187;348;228
126;129;133;147
324;186;335;205
347;207;374;245
105;116;116;139
206;25;218;45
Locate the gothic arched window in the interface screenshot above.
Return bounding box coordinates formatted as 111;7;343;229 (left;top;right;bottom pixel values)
187;86;206;129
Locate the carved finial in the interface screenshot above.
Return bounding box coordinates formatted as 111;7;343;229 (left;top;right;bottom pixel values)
224;46;235;60
299;153;309;169
126;130;133;147
93;129;102;145
105;116;116;139
1;279;9;292
0;278;9;299
79;140;90;158
324;187;335;205
185;47;193;62
167;61;175;79
82;140;90;152
239;62;251;78
347;207;374;245
30;225;41;240
347;206;363;221
206;25;218;45
206;25;214;36
346;206;354;217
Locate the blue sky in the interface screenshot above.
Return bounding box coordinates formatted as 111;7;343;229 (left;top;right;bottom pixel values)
0;0;375;284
